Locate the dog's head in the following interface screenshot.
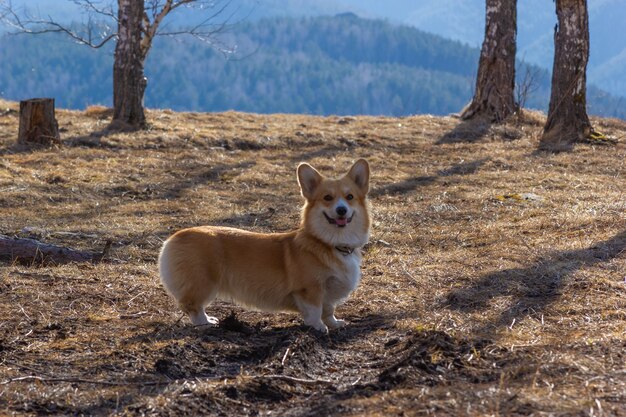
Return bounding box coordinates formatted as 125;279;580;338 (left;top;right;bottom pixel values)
297;159;371;248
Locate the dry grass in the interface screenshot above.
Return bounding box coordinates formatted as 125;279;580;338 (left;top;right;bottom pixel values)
1;98;625;416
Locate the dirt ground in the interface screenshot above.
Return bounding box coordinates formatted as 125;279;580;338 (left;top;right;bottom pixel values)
0;99;625;416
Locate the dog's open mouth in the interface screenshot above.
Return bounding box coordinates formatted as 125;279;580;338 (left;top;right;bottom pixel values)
324;212;353;228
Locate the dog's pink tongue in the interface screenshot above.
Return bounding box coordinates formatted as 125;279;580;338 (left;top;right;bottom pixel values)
336;218;348;226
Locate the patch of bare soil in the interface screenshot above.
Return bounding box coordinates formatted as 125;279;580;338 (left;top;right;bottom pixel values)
0;100;625;415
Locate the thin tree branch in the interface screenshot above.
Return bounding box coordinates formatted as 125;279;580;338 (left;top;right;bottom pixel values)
2;0;235;50
70;0;118;22
1;1;116;48
155;0;232;37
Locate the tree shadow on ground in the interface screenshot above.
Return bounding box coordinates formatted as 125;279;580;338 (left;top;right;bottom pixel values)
209;207;279;230
39;160;257;226
444;229;626;333
64;126;121;148
291;230;625;416
159;160;257;201
436;117;491;144
0;139;63;155
370;175;437;198
288;145;346;163
370;158;489;198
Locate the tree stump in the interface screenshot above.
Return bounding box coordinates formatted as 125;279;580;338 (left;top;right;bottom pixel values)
18;98;61;145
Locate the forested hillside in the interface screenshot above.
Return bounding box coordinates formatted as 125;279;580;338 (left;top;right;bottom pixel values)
1;14;624;117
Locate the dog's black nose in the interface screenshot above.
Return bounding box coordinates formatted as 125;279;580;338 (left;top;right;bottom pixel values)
336;206;347;216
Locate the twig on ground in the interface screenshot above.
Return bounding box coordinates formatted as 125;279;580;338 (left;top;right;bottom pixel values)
252;374;334;386
281;348;290;366
0;375;166;386
119;311;149;319
1;373;334;387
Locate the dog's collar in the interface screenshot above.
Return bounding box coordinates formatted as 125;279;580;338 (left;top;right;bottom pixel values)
335;245;355;256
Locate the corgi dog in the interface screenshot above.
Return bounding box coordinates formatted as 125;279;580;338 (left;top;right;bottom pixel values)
158;159;371;333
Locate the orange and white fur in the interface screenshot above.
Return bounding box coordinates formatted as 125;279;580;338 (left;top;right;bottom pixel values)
158;159;371;333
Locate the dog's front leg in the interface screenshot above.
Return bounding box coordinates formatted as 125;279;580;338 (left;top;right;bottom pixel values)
322;303;347;329
293;292;328;333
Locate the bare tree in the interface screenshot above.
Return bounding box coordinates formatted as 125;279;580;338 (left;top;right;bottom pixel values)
2;0;233;129
540;0;592;151
462;0;518;122
515;61;540;115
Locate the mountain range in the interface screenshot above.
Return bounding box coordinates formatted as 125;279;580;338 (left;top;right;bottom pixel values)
0;1;624;118
5;0;625;98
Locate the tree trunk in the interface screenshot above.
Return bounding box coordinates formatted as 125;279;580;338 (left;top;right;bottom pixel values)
17;98;61;145
461;0;517;122
540;0;591;151
112;0;147;129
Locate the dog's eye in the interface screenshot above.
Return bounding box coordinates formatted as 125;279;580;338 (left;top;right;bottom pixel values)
324;195;333;201
346;194;354;200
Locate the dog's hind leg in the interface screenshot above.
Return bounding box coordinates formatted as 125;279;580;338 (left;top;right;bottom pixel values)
160;242;219;327
179;290;218;326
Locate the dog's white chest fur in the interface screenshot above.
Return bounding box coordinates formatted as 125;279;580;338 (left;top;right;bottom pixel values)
342;253;361;291
324;252;362;303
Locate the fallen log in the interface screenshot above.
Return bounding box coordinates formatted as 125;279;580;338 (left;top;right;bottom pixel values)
0;234;111;265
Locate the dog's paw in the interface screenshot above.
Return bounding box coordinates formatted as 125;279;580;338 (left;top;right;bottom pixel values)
327;319;347;330
323;315;348;330
316;324;330;334
190;312;219;327
307;322;329;334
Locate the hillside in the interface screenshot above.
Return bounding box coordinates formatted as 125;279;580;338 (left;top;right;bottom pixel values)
0;101;625;415
333;0;626;98
1;15;625;118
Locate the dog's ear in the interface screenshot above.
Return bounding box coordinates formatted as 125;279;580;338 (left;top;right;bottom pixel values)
297;163;323;200
347;159;370;195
